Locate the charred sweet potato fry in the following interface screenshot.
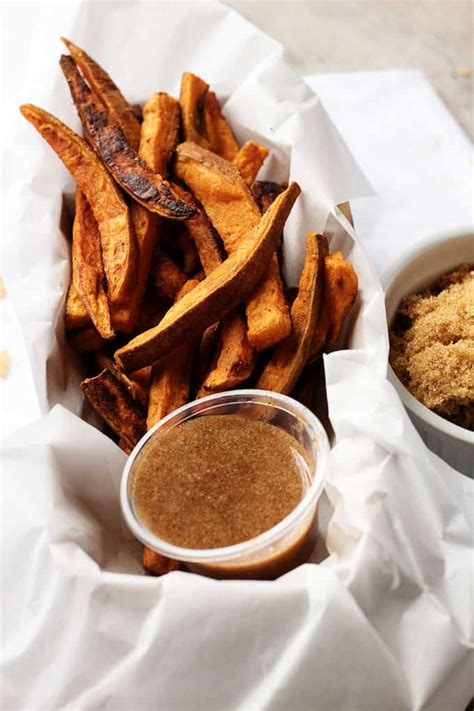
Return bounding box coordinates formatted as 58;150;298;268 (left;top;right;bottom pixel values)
72;191;114;339
180;73;211;150
233;141;269;186
140;92;181;176
115;182;301;372
205;91;239;161
59;55;194;220
324;251;358;349
20;104;138;319
252;181;287;213
257;234;328;395
94;351;148;407
153;250;188;303
81;369;146;451
119;94;181;330
174;142;291;350
61;38;141;150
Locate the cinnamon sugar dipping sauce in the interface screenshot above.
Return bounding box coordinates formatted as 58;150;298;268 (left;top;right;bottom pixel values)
121;390;329;579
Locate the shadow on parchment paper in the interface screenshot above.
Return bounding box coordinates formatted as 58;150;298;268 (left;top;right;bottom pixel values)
292;358;332;565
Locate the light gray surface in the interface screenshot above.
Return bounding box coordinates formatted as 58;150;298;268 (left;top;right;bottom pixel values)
225;1;474;139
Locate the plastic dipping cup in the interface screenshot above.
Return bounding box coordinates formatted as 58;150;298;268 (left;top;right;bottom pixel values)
121;389;330;580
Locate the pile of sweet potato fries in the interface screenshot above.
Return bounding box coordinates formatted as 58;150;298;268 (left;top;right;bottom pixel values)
20;40;358;575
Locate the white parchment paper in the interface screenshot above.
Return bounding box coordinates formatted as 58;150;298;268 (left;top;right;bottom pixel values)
2;2;473;709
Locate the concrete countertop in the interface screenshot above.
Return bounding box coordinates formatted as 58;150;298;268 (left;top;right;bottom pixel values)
226;0;473;139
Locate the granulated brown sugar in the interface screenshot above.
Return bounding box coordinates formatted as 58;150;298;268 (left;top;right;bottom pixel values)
131;414;304;549
390;264;474;430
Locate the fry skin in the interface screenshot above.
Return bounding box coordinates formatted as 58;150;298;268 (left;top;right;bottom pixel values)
72;191;114;340
205;91;239;161
59;55;194;220
233;141;269;186
61;38;141;150
81;369;146;452
174;142;291;350
115;182;301;372
20;104;138;321
257;234;328;395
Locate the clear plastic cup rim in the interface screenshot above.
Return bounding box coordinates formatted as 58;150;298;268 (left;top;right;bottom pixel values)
120;389;330;564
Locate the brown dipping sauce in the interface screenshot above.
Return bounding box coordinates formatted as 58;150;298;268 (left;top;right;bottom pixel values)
131;414;305;552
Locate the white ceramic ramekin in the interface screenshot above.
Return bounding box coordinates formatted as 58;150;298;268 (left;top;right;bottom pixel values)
383;228;474;477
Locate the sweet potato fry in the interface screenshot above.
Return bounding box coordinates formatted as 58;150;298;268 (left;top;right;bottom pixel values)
198;310;254;395
59;55;194;220
115;182;301;372
61;38;141;150
140;92;181;176
130;366;152;391
308;292;331;362
233;141;269;186
94;351;148;407
146;345;194;430
174;227;201;275
172;186;255;393
68;326;105;354
118;94;181;330
308;251;358;361
20;104;137;318
142;546;181;575
180;73;211;150
205;91;239;161
252;181;286;212
153;250;188;302
72;191;114;339
170;183;224;273
257;234;328;395
174;142;291;349
65;281;92;332
146;278;198;429
81;369;146;451
193;322;220;393
324;251;358;349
